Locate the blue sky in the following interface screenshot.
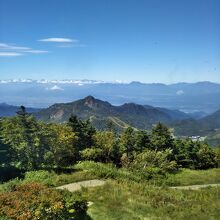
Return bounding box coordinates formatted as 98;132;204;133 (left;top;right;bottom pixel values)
0;0;219;83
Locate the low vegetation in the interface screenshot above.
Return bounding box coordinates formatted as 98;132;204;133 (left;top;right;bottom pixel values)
155;168;220;186
0;106;219;219
0;183;88;220
206;129;220;147
82;180;220;220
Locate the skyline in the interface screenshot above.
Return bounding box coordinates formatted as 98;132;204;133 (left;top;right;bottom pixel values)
0;0;219;83
0;78;220;85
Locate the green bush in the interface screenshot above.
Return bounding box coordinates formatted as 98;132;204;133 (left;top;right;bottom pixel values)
0;177;21;192
81;148;103;162
131;149;178;175
0;169;100;192
75;161;144;182
0;182;88;219
23;170;57;186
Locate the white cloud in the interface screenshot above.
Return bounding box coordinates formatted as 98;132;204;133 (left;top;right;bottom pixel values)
176;90;184;95
0;42;48;57
26;50;48;54
39;38;77;43
0;52;23;57
47;85;64;91
0;79;130;85
0;43;30;50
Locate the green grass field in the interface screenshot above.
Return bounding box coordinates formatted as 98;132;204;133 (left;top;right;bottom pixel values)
155;168;220;186
82;180;220;220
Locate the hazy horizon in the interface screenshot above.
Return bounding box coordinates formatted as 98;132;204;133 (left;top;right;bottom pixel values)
0;78;220;85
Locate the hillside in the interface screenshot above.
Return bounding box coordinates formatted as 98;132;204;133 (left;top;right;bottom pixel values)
35;96;186;130
3;97;220;137
0;103;40;117
205;129;220;147
155;107;190;121
172;110;220;136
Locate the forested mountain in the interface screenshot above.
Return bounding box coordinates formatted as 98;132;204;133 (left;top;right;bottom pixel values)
35;96;189;131
173;109;220;136
2;96;220;137
34;96;220;136
154;107;190;121
0;103;40;117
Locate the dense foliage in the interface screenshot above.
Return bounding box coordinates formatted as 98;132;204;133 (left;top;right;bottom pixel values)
0;107;218;176
0;182;87;219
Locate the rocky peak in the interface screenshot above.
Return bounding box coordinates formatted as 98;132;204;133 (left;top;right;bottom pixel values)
84;96;98;108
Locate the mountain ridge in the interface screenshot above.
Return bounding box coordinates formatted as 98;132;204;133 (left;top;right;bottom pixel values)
1;80;220;112
1;96;220;138
34;96;220;136
0;103;41;117
34;96;191;131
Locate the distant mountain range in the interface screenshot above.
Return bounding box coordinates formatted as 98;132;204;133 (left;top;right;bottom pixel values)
34;96;220;136
1;80;220;113
1;96;220;138
35;95;187;131
173;109;220;136
0;103;40;117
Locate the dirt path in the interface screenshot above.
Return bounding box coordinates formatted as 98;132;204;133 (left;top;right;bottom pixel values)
170;183;220;190
56;179;105;192
56;179;220;192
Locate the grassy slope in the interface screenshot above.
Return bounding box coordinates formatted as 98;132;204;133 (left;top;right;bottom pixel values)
74;163;220;219
82;180;220;220
1;164;220;219
157;168;220;186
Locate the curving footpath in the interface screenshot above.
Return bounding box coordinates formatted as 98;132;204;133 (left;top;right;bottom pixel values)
170;183;220;190
56;180;220;192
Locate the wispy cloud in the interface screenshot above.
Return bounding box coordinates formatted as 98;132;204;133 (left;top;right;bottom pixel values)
38;37;86;48
39;38;77;43
0;43;48;57
0;43;30;50
26;50;48;54
0;37;85;58
0;52;23;57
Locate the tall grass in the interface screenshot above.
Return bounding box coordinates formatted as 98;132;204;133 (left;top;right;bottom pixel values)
158;168;220;186
75;161;145;182
82;180;220;220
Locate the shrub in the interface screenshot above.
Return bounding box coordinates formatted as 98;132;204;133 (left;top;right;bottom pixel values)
0;177;21;192
75;161;143;182
23;170;57;186
195;144;217;169
0;182;88;219
81;148;103;162
131;149;178;175
215;147;220;168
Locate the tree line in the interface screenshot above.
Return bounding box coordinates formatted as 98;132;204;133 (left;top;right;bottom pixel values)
0;106;218;174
